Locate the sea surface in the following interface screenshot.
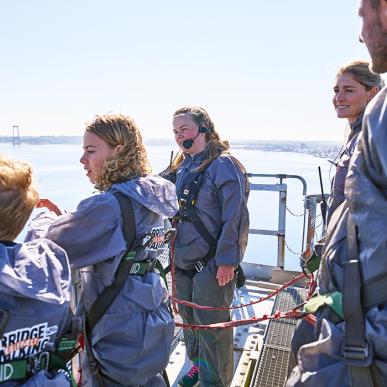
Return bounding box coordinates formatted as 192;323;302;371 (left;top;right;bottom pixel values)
0;143;333;271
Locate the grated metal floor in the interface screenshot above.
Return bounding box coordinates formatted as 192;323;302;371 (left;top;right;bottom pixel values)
167;279;274;387
160;245;308;387
252;287;307;387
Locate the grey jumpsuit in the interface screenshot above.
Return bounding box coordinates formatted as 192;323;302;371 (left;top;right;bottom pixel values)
326;113;363;224
286;87;387;386
28;175;178;387
0;239;71;386
174;151;249;387
289;114;364;372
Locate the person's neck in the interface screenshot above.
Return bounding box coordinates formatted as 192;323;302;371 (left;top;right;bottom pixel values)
187;142;207;157
347;115;360;126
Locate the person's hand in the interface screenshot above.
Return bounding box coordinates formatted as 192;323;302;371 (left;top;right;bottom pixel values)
36;199;62;216
216;265;235;287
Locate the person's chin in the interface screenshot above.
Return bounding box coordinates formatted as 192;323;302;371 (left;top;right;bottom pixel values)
336;111;348;119
180;145;190;153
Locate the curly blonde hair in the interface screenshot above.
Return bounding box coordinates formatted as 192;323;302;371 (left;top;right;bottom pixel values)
0;154;39;241
86;115;152;191
171;106;230;172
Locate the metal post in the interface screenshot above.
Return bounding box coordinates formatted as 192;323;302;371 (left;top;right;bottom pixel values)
12;125;20;146
277;188;287;269
304;195;318;260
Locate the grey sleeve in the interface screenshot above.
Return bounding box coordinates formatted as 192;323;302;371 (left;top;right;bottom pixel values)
44;194;127;269
212;157;248;267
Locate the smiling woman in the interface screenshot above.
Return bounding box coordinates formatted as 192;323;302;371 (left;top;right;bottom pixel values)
332;61;382;124
164;106;249;387
327;60;384;222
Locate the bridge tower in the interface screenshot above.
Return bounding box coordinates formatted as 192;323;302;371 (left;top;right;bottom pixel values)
12;125;20;146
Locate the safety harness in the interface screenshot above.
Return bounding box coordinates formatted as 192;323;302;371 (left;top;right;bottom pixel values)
0;308;79;385
175;155;248;287
341;215;383;386
302;204;387;386
84;192;174;387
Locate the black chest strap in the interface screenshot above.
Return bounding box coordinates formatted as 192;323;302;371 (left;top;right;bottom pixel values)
84;192;136;386
177;166;217;265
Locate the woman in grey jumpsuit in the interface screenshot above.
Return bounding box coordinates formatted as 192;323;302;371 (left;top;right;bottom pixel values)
289;61;384;375
170;107;249;387
31;115;178;387
327;60;383;223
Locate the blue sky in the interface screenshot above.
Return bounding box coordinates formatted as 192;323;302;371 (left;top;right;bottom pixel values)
0;1;377;141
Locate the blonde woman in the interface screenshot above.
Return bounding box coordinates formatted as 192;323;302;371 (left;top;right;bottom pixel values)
33;115;178;387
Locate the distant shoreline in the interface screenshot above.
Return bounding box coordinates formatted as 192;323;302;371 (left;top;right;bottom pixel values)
0;136;341;159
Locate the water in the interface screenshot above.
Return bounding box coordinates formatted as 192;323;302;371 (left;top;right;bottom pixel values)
0;143;332;271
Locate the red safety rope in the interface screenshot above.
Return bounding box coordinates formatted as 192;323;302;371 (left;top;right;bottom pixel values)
171;272;307;311
175;307;312;330
169;230;316;329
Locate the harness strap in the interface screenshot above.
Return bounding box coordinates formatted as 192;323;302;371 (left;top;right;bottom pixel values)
85;193;136;332
343;215;374;387
362;272;387;310
177;160;218;264
0;352;76;386
185;205;217;264
0;360;28;382
84;192;136;386
0;310;9;338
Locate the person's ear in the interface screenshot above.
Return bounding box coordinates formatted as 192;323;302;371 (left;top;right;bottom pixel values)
114;144;124;155
368;86;379;101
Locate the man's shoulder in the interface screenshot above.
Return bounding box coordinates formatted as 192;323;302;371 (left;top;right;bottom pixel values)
366;86;387;121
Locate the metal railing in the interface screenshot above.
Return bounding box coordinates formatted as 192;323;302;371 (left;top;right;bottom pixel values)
247;173;307;269
302;193;328;261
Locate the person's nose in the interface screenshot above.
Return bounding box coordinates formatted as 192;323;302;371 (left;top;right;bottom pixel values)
80;153;86;165
336;91;345;102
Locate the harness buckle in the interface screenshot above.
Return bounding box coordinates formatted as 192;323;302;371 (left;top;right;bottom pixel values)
147;260;157;272
343;342;372;366
27;352;50;374
37;352;50;371
194;260;205;272
88;358;99;375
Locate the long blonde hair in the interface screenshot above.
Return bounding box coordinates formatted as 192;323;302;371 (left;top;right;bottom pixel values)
86;115;152;191
0;154;39;240
171;106;230;172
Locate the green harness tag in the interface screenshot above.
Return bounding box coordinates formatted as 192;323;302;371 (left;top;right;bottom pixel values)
129;262;148;275
304;252;321;273
123;251;136;262
0;360;27;382
304;291;344;319
58;337;77;352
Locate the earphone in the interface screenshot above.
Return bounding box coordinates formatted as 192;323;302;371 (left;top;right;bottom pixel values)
182;126;211;149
